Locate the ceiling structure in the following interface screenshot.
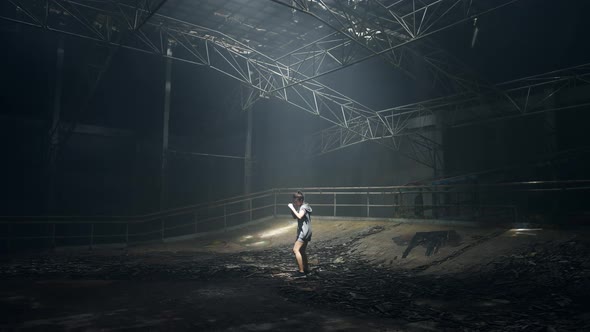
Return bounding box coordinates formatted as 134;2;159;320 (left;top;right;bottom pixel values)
2;0;590;170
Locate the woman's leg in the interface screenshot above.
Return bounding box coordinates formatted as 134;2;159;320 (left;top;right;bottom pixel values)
301;241;309;272
293;240;305;272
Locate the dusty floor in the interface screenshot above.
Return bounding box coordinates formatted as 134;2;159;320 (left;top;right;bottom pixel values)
1;217;589;331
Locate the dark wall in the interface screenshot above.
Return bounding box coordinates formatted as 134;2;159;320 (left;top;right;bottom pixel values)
251;98;433;190
444;105;590;181
445;116;549;176
0;116;46;215
4;2;588;217
0;27;263;215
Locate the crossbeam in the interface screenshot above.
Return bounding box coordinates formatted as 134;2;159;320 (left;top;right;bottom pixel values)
305;62;590;167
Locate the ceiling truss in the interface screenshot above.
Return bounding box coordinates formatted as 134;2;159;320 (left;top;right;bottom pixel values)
2;0;396;147
305;63;590;167
269;0;520;95
2;0;565;171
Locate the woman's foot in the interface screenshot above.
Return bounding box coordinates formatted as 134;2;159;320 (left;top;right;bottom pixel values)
290;271;307;278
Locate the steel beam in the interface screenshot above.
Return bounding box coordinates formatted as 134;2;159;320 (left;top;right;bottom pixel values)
160;42;173;211
269;0;521;92
305;63;590;164
244;105;253;195
0;0;517;155
46;36;65;213
4;0;573;172
132;0;169;31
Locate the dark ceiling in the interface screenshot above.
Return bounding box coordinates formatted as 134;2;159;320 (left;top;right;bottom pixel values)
148;0;590;100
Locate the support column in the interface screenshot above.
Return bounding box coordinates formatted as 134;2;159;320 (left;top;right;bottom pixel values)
160;43;173;212
133;139;143;214
46;37;65;213
433;113;445;178
544;89;559;222
432;114;445;218
244;105;253;195
543;88;557;154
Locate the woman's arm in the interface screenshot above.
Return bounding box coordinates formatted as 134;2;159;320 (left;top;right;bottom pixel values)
288;203;306;219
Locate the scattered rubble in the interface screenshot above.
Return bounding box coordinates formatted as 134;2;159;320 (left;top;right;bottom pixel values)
0;228;589;331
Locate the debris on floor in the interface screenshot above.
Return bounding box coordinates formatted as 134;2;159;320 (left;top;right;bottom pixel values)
1;225;589;331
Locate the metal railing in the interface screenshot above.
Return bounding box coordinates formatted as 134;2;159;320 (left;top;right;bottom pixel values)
0;189;277;251
1;181;589;251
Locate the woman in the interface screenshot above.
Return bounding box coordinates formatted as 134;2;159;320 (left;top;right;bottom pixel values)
287;191;312;278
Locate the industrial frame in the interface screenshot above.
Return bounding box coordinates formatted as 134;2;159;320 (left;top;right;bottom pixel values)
1;0;533;170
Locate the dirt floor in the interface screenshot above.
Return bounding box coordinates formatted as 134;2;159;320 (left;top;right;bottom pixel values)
1;217;589;331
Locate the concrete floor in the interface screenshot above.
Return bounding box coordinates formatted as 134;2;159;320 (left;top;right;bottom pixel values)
1;217;589;331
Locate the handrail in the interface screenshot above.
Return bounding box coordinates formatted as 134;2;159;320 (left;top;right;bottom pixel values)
1;180;588;223
278;180;590;191
0;189;276;223
1;181;588;250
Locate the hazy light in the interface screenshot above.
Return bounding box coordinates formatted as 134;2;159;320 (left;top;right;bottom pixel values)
245;241;267;247
260;224;296;238
509;228;543;237
238;235;254;243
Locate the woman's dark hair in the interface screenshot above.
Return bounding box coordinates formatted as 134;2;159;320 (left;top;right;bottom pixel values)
292;191;304;203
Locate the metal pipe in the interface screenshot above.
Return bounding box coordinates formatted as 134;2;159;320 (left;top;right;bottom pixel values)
333;193;337;216
366;192;370;217
244;105;253;195
160;43;173;212
46;36;64;214
273;190;277;217
134;0;169;31
169;150;246;159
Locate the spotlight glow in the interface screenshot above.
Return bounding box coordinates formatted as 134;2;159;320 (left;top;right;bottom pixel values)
509;228;543;237
260;224;296;238
245;241;267;247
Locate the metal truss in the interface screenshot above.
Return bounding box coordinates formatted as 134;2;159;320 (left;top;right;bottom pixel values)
302;106;442;168
240;85;261;111
1;1;519;109
2;0;399;148
270;0;523;168
269;0;521;94
406;132;443;172
129;0;168;30
305;62;590;167
0;0;550;170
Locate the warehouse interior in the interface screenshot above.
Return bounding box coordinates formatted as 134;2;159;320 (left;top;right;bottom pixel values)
1;0;589;330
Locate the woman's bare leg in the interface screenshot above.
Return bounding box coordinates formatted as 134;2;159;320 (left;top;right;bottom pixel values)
301;241;309;272
293;241;305;272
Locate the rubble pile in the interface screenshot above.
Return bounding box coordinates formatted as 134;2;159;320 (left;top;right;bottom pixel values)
1;228;589;331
